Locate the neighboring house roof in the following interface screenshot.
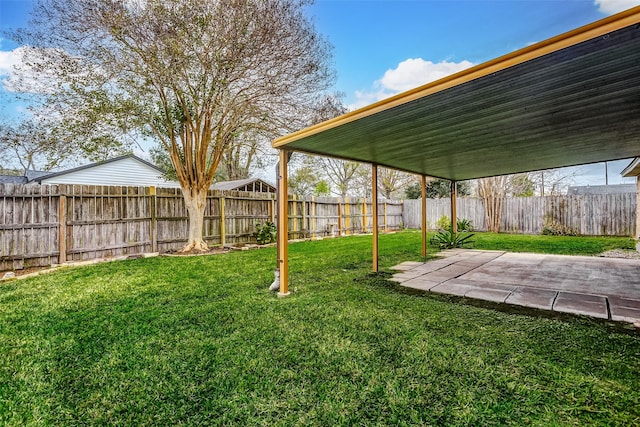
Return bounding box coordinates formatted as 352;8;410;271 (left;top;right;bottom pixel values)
622;157;640;177
567;184;636;195
0;175;27;184
211;178;276;193
25;170;54;182
35;154;180;187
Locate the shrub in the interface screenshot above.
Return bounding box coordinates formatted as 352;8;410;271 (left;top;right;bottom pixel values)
436;215;474;232
456;218;474;232
254;221;277;244
541;219;577;236
436;215;450;230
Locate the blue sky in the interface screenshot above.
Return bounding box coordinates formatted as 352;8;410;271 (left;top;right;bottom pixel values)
1;0;639;184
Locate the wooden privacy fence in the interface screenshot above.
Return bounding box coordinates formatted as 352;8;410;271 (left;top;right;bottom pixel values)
0;184;403;271
287;195;403;239
403;194;636;236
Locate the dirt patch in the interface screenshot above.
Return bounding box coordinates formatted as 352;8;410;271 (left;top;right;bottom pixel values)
163;247;231;257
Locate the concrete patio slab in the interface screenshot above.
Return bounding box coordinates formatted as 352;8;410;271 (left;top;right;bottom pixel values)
430;281;476;297
465;287;512;303
505;287;558;310
390;261;424;271
401;277;440;291
553;292;609;319
391;249;640;325
609;296;640;323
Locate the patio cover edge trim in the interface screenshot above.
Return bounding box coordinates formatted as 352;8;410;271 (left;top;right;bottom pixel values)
272;6;640;150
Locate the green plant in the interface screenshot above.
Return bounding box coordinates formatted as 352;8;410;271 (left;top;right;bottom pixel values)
437;216;474;232
456;218;474;232
436;215;450;230
431;229;475;249
254;220;277;244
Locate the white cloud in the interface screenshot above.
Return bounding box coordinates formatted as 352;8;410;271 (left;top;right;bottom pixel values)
0;46;65;94
350;58;474;110
594;0;640;14
379;58;474;93
0;47;23;77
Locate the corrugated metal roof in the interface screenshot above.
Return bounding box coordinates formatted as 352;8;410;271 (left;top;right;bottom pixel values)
273;7;640;181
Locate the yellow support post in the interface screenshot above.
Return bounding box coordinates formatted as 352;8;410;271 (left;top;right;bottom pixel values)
372;164;379;272
277;150;290;297
421;175;427;257
451;180;458;235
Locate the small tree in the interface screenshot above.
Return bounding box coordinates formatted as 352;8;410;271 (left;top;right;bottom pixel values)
378;168;414;199
289;165;319;197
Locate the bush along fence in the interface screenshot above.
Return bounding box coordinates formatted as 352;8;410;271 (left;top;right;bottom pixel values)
0;184;403;271
403;193;636;236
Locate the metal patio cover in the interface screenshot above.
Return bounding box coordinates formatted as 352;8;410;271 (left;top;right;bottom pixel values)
273;8;640;181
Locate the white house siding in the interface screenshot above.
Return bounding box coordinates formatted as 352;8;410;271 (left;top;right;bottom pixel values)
39;157;180;188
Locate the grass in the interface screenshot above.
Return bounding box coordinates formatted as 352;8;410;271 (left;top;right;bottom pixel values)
470;231;636;255
1;231;638;426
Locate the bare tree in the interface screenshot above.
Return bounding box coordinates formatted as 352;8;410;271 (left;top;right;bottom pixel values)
16;0;334;252
320;157;361;197
222;132;273;181
533;168;578;196
378;168;414;199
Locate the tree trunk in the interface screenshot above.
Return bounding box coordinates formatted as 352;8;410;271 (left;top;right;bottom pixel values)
180;186;209;252
478;176;507;233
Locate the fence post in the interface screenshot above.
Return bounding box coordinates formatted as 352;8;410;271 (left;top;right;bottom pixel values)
302;197;307;237
345;197;351;234
220;197;226;248
150;186;157;253
337;199;343;236
292;194;298;239
384;201;388;232
269;198;275;223
311;196;317;238
362;197;367;233
58;194;67;264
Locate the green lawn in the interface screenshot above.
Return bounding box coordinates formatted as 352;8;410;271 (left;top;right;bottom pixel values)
471;231;636;255
1;232;638;426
